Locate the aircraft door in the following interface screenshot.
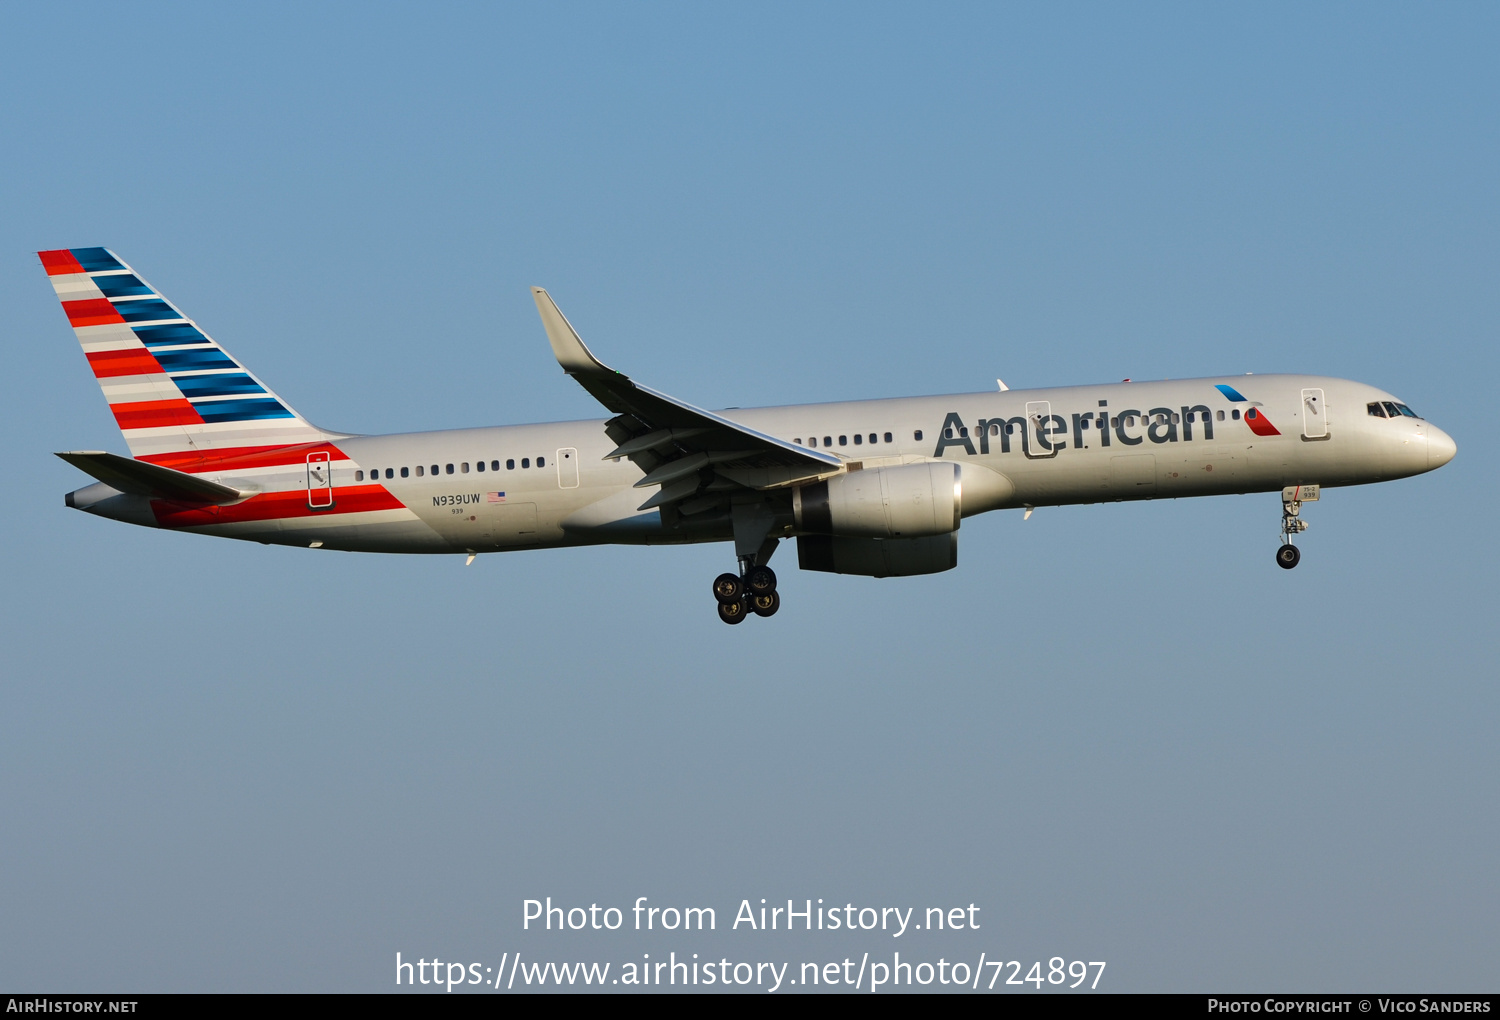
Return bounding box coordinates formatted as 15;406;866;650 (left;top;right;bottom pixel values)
1025;401;1058;458
306;451;333;508
1301;388;1328;439
556;448;579;488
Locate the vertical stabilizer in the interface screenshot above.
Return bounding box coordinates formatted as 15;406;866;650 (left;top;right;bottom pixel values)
39;247;334;465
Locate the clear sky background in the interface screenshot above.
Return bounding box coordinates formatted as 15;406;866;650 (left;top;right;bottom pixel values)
1;3;1495;993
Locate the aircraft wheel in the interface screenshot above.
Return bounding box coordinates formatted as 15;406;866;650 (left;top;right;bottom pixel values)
718;598;749;625
1276;544;1301;570
745;565;777;595
712;572;743;604
751;591;780;617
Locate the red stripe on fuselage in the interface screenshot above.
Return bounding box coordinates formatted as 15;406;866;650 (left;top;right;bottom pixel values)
62;298;126;327
87;348;162;378
39;249;86;276
137;441;347;472
150;484;405;528
111;399;205;429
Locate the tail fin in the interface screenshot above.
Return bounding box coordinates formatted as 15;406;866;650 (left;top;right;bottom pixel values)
39;247;337;465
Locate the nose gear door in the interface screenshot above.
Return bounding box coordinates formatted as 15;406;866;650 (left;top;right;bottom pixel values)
1301;388;1328;439
306;451;333;508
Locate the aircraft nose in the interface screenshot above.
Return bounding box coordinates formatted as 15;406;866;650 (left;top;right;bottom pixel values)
1428;425;1457;469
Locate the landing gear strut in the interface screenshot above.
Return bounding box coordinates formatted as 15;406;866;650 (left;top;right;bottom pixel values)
1277;486;1315;570
718;505;782;624
712;563;779;624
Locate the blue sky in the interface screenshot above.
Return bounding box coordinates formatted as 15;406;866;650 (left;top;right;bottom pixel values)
1;3;1495;991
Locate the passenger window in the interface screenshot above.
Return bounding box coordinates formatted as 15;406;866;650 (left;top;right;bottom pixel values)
446;463;454;474
1231;410;1240;421
538;456;545;467
401;467;409;478
944;428;954;439
507;459;515;470
431;465;439;476
1007;423;1016;434
385;468;394;479
355;470;364;481
416;465;424;476
838;436;847;446
1217;410;1225;421
868;433;876;444
461;462;469;473
808;437;816;447
794;438;802;445
522;458;529;468
824;436;832;446
853;434;863;445
1172;413;1180;424
491;460;500;471
477;461;485;472
883;432;892;443
913;430;923;441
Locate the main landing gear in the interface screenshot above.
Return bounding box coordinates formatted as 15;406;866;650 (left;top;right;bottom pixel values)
713;565;779;625
1276;487;1315;570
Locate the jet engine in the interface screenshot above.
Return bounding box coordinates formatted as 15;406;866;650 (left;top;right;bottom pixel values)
793;461;961;539
791;461;966;578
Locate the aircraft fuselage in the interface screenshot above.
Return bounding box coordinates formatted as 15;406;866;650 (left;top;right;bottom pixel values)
68;373;1455;555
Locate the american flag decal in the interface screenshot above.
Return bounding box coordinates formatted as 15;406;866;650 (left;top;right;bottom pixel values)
487;492;506;503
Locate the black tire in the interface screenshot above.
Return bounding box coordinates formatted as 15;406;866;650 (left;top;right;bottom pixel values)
712;572;743;604
745;565;777;595
718;598;749;625
751;591;780;617
1276;544;1301;570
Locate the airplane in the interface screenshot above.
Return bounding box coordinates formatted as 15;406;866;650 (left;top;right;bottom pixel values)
42;247;1457;624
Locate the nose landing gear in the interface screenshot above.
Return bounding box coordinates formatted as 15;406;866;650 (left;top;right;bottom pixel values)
1276;485;1319;569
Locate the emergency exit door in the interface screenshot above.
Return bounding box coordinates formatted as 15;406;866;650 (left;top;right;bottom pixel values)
556;448;579;488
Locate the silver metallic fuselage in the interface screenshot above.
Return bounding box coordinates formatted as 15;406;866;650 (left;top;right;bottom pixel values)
72;373;1456;555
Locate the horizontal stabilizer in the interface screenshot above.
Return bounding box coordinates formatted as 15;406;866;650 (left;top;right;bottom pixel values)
56;451;247;504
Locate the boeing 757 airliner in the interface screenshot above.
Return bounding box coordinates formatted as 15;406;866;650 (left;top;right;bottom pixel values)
43;247;1456;623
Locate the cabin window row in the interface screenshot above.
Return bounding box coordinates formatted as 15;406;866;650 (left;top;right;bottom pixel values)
354;456;546;482
793;432;904;448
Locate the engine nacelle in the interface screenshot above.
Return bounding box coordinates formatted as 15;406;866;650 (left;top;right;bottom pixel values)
797;533;958;577
793;462;960;539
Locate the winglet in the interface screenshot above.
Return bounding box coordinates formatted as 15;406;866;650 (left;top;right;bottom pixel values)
531;287;614;376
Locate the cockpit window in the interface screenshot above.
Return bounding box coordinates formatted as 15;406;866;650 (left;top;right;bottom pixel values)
1395;403;1421;419
1382;401;1401;418
1368;402;1387;417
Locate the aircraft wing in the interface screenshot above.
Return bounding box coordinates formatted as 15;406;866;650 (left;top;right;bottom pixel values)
532;288;843;512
